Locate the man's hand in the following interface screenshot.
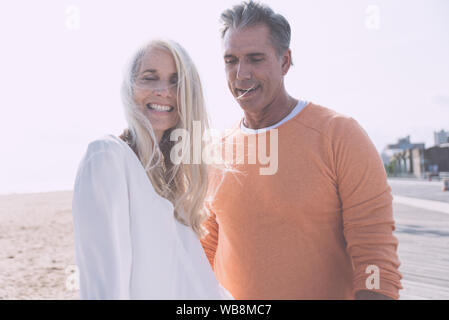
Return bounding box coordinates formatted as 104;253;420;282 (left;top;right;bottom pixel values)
355;290;394;300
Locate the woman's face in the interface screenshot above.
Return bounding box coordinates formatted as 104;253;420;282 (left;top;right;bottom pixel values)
134;46;180;140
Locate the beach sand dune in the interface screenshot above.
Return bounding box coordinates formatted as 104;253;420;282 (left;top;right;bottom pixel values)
0;191;78;300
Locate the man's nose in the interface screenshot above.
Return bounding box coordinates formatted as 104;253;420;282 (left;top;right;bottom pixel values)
236;62;252;80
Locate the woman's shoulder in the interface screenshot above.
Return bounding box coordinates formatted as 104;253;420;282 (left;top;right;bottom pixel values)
82;134;130;165
73;135;132;197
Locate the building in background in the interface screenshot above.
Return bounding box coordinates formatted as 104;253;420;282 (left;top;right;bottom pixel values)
384;135;449;179
381;136;425;164
424;143;449;174
385;135;425;151
434;130;449;146
382;136;426;178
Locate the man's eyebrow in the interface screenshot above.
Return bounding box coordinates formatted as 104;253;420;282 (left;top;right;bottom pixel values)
223;53;265;59
224;54;236;59
247;53;265;58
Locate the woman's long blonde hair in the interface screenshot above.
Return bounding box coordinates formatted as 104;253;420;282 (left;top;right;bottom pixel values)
120;39;210;238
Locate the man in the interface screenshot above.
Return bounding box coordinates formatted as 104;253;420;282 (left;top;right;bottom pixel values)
201;1;402;299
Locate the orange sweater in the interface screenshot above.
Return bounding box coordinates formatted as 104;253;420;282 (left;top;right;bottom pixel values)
201;102;402;299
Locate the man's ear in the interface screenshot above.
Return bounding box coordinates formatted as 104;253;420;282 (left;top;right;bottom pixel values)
281;49;292;75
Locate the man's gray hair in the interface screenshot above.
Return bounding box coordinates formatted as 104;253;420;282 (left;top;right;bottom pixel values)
220;1;292;63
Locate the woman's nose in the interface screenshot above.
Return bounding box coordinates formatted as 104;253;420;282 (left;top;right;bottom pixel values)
152;85;172;97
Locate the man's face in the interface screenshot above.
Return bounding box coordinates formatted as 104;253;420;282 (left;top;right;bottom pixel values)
223;24;289;112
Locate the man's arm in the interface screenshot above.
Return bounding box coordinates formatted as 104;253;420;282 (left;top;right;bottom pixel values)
331;116;403;300
200;202;220;270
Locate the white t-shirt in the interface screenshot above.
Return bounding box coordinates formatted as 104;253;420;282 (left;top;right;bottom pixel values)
240;99;308;134
72;134;233;299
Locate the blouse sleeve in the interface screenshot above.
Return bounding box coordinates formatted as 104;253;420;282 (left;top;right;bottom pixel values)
72;142;132;299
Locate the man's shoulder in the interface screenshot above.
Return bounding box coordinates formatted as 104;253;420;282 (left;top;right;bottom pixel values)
294;102;359;139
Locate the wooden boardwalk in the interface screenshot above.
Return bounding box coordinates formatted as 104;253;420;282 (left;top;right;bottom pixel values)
393;201;449;299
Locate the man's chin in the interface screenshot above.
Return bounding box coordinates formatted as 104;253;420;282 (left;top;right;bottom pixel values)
236;100;257;111
235;95;260;109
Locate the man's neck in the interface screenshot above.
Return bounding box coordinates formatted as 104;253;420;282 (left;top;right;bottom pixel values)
243;94;298;130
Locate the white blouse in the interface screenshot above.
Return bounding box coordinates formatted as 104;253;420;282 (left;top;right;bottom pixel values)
72;134;233;300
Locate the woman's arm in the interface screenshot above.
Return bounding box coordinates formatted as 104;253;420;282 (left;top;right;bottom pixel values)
72;142;132;299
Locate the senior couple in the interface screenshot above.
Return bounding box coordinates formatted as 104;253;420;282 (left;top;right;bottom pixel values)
72;1;402;300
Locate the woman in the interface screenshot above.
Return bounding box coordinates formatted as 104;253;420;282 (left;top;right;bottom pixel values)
72;39;233;299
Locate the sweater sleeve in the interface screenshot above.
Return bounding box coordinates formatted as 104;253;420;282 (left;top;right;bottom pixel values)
72;142;132;299
200;202;219;270
331;117;403;299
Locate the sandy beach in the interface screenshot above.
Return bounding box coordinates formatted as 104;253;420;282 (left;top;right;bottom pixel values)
0;191;78;300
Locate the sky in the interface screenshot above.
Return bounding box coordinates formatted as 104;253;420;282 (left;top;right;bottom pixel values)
0;0;448;194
